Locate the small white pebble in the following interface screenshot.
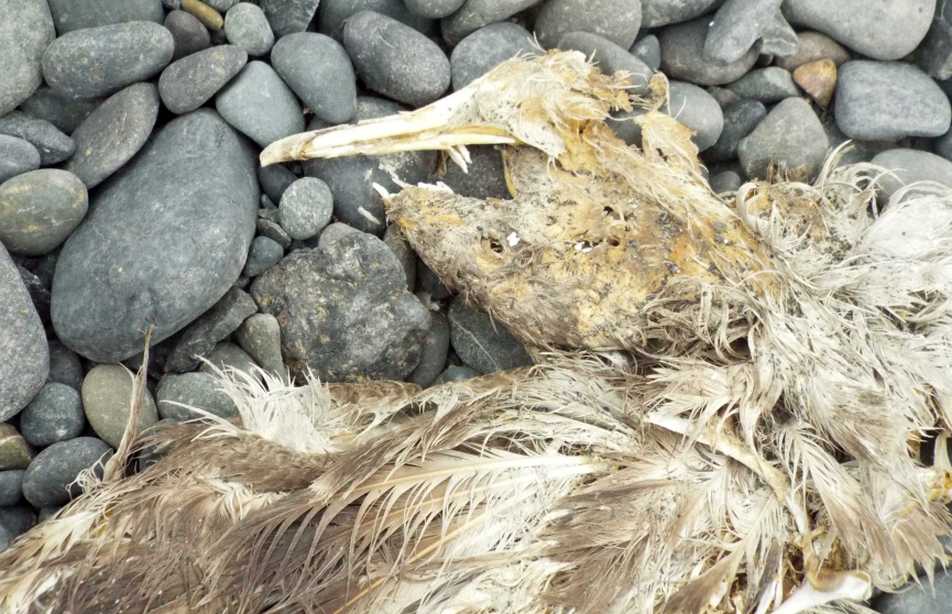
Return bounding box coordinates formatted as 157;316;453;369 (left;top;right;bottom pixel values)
507;232;520;247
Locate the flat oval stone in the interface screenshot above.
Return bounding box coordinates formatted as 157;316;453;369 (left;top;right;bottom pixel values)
51;110;259;363
448;296;531;374
871;148;952;203
0;136;40;184
404;0;464;18
21;437;112;508
640;0;720;28
665;82;724;152
834;60;951;141
660;17;759;86
47;0;163;34
216;60;304;148
343;10;450;108
441;0;541;46
66;83;160;189
319;0;434;40
19;382;85;447
18;88;101;134
224;3;275;56
0;112;75;167
535;0;642;49
81;364;158;448
271;33;356;124
738;97;829;181
156;372;238;421
42;21;174;99
450;22;535;91
0;0;55;117
159;44;248;114
0;170;88;257
557;32;653;94
783;0;935;61
165;10;211;60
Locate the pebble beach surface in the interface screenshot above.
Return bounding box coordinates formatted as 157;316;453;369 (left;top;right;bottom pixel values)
0;1;950;610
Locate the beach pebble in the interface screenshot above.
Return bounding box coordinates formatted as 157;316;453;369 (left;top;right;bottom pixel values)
660;17;759;86
0;137;40;184
448;296;532;374
225;3;275;56
159;44;247;114
0;170;87;257
640;0;720;28
793;59;836;108
319;0;434;39
271;33;357;124
47;0;163;34
343;11;450;107
42;21;174;99
18;88;101;134
0;425;33;470
257;217;293;248
21;437;112;508
441;0;540;46
278;177;334;241
258;0;322;36
383;226;417;290
434;364;480;385
783;0;935;61
216;61;304;147
244;236;284;278
759;10;799;57
920;0;952;80
535;0;642;49
450;22;535;91
0;0;55;117
0;505;36;539
0;471;23;506
775;31;849;70
48;341;83;390
165;9;211;60
235;313;284;374
557;32;653;94
727;67;799;103
19;383;85;447
251;229;431;380
82;364;158;448
709;169;743;193
871;149;952;203
165;287;257;373
404;0;465;19
156;372;238;421
258;165;298;203
706;99;768;163
631;34;661;72
705;0;781;64
66;83;160;189
52;111;258;363
200;342;260;375
835;61;951;141
409;310;450;387
739;97;829;181
0;113;75;167
665;82;724;152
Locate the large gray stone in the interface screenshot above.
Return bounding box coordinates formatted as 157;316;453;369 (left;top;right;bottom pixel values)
51;111;259;363
156;372;238;421
738;97;829;181
535;0;641;49
319;0;434;40
557;32;653;95
0;112;75;166
47;0;164;34
450;22;535;91
66;83;160;189
343;11;450;108
704;0;781;64
271;33;357;124
871;149;952;203
42;21;174;99
258;0;322;36
215;60;304;148
165;287;257;373
20;382;86;447
835;61;951;142
250;229;431;381
0;170;88;257
22;437;112;508
660;17;758;86
159;44;248;114
0;136;40;184
0;0;55;117
448;297;532;374
441;0;541;46
0;244;48;421
640;0;721;28
81;364;158;448
783;0;935;61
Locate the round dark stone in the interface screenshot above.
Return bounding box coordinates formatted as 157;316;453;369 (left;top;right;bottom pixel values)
47;340;84;390
41;21;174;99
258;164;298;203
535;0;642;49
630;34;661;72
0;505;36;539
22;437;112;508
448;296;532;374
0;136;40;184
0;0;55;117
244;235;285;278
705;99;768;163
271;32;357;124
409;310;450;387
450;22;535;91
0;470;23;506
165;9;211;60
0;169;87;258
159;44;248;114
738;97;829;181
19;382;85;447
216;60;305;148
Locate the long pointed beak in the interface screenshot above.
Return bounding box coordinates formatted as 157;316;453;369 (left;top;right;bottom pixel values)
259;88;518;168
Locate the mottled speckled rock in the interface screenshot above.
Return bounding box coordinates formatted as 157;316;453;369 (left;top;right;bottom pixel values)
156;372;237;421
251;229;431;380
271;33;356;124
19;88;101;134
441;0;540;46
783;0;935;61
20;382;85;447
159;44;248;114
166;287;257;372
319;0;433;39
0;0;55;117
67;83;159;189
705;0;781;64
535;0;641;49
404;0;464;18
81;364;158;448
22;437;112;507
48;340;83;390
640;0;720;28
343;11;450;107
243;236;284;278
871;149;952;203
409;310;450;387
727;67;799;103
235;313;284;374
165;9;211;60
660;17;759;86
739;97;829;181
42;21;174;99
0;112;75;166
0;137;40;184
52;111;259;363
450;22;534;91
665;82;723;152
448;297;531;374
48;0;163;34
0;425;33;470
557;32;652;94
225;3;275;56
216;60;304;147
279;177;334;240
0;471;23;506
258;0;322;36
835;61;951;141
705;99;767;163
0;170;87;257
